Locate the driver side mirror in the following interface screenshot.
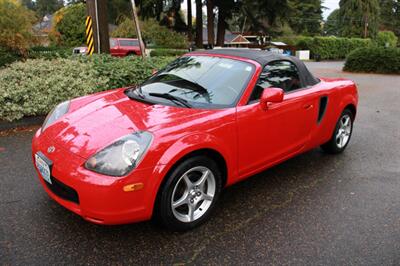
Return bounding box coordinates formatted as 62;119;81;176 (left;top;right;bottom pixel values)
260;88;284;110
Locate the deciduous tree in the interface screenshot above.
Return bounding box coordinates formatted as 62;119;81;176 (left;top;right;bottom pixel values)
0;0;36;53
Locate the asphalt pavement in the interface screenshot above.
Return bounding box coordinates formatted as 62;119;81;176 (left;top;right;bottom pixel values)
1;62;399;265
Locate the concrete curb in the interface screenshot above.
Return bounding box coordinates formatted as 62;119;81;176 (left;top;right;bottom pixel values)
0;116;45;131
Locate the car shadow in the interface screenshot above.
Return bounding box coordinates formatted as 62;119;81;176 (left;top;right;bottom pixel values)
36;147;343;263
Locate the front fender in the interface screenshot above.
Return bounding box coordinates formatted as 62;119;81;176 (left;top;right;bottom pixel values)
144;132;237;217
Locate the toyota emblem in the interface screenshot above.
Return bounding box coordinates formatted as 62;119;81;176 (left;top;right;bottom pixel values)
47;146;56;153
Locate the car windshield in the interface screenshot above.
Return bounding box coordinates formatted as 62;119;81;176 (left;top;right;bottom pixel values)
137;56;255;109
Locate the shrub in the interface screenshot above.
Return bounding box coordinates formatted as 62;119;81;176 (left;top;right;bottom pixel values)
150;48;187;57
375;31;398;48
0;55;176;121
50;3;86;47
80;55;175;89
344;47;400;74
112;18;188;49
0;47;22;67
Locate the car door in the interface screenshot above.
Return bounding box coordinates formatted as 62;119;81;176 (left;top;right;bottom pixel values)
236;60;318;177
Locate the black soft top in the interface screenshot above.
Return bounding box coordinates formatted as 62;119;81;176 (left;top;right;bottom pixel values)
188;49;320;87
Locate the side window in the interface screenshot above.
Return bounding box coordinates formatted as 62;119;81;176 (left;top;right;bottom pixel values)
248;60;302;102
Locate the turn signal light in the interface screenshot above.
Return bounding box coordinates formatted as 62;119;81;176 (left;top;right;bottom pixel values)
123;183;144;192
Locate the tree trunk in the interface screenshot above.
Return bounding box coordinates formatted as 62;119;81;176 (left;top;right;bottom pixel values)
155;0;163;21
216;8;226;46
187;0;193;42
195;0;203;48
206;0;214;45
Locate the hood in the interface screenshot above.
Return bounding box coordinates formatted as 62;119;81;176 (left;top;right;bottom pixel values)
43;89;217;159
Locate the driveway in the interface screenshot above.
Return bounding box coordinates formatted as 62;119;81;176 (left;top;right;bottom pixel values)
1;62;399;265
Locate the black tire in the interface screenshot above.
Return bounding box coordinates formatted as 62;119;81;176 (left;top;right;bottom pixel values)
321;109;354;154
155;155;222;231
127;52;137;57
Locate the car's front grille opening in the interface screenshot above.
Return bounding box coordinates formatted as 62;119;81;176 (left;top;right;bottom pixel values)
45;176;80;204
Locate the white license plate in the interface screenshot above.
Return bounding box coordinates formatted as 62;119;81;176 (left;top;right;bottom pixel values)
35;153;52;184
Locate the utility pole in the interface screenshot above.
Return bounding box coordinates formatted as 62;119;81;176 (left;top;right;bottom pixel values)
130;0;146;59
86;0;110;53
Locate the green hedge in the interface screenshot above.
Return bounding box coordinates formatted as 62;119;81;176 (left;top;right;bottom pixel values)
0;55;175;121
296;36;373;60
1;46;75;68
150;48;188;57
344;47;400;74
27;46;72;60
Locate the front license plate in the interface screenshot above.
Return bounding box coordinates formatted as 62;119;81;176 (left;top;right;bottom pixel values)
35;153;52;184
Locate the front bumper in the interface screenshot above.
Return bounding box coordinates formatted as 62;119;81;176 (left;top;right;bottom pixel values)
32;129;159;225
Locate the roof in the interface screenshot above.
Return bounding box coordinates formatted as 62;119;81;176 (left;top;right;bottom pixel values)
271;41;287;46
230;35;251;44
188;49;319;87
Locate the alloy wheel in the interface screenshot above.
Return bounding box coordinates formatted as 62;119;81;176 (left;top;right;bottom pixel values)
336;114;352;148
171;166;216;223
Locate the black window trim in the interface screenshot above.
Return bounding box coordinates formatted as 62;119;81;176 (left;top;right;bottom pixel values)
246;59;317;105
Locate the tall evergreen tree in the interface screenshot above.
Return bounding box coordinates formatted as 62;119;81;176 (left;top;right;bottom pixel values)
35;0;64;17
288;0;323;35
379;0;400;37
338;0;380;38
206;0;214;45
324;9;340;36
215;0;238;46
21;0;36;10
195;0;203;47
238;0;291;35
187;0;193;41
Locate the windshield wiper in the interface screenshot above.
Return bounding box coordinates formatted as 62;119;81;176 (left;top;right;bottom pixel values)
149;92;192;108
126;85;146;99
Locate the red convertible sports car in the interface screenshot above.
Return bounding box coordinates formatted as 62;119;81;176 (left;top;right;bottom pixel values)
32;49;358;230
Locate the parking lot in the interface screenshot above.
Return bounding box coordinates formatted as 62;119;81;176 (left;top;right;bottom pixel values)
1;61;399;265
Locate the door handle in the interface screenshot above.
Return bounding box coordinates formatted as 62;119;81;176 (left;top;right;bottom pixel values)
303;104;314;110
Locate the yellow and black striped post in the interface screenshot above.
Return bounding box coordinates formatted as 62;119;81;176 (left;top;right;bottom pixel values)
85;16;94;55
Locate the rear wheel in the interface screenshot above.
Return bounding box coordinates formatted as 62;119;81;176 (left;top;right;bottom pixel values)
321;109;354;154
156;156;222;231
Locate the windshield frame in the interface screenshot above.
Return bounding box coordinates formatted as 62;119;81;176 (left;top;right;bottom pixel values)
133;55;258;109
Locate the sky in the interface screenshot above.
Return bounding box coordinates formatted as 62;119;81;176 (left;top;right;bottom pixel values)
322;0;340;18
181;0;340;20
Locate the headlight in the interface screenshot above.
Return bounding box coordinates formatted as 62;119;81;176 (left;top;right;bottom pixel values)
42;101;70;132
84;131;153;177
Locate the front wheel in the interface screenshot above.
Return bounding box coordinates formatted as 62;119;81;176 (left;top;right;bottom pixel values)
321;109;354;154
156;156;222;231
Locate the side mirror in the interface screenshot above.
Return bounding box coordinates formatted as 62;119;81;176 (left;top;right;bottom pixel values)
260;88;284;110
